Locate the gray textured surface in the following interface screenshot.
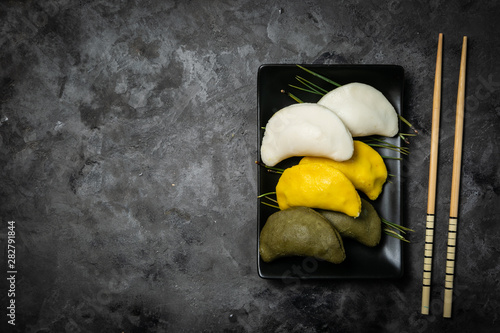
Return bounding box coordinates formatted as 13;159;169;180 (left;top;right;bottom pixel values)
1;0;499;332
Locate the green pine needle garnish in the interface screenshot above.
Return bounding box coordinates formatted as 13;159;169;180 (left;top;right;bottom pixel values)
296;65;342;87
257;191;277;198
281;89;303;103
261;201;280;209
288;84;322;95
255;161;284;173
382;218;414;242
294;75;330;94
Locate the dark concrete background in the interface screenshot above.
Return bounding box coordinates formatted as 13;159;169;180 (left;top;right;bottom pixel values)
1;0;499;332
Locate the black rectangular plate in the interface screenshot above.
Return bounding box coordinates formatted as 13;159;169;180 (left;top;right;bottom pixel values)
257;64;405;279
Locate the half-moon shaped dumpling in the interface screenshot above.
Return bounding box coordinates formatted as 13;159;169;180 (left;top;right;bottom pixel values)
276;163;361;218
317;198;382;247
259;207;346;264
260;103;353;167
299;140;388;200
317;83;399;137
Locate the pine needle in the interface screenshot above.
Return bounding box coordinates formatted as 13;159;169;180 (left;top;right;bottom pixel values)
258;192;280;209
384;228;410;243
280;89;303;103
257;191;277;198
382;156;403;160
261;201;280;209
296;65;342;87
362;136;409;155
264;196;278;204
381;218;414;242
288;84;323;95
368;143;409;155
399;115;418;134
295;75;329;94
255;161;284;173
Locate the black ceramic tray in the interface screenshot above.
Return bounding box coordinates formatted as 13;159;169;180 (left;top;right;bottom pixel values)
257;64;405;279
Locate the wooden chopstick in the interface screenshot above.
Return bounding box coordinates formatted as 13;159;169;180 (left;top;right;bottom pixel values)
421;33;443;315
443;36;467;318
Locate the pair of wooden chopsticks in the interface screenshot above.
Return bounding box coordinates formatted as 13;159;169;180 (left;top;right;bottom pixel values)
421;33;468;318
